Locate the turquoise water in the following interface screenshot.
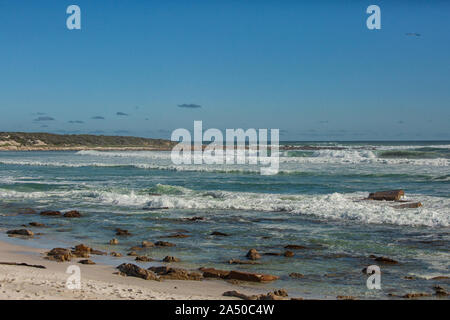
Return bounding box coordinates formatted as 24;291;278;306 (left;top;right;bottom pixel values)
0;141;449;299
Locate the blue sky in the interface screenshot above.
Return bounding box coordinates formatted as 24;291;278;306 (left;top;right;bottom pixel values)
0;0;449;140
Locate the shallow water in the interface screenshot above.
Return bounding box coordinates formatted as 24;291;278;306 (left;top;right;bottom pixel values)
0;141;449;299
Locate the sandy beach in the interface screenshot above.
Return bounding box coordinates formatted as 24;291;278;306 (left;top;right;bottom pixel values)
0;240;265;300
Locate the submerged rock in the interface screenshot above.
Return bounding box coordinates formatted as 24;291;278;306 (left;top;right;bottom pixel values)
403;292;431;299
393;202;422;209
115;228;131;236
109;238;119;245
162;233;189;239
289;272;304;279
110;252;122;257
18;208;36;214
183;216;204;222
63;210;82;218
371;255;399;264
163;256;180;263
211;231;229;236
7;229;34;236
284;244;307;250
135;256;153;262
434;286;448;296
284;250;294;257
246;249;261;260
142;241;154;248
117;263;158;280
29;222;45;227
228;259;260;265
155;241;176;247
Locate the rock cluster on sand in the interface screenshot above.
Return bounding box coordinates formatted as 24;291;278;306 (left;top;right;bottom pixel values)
149;266;202;281
117;263;158;280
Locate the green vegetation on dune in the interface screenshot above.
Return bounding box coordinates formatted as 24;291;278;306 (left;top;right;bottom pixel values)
0;132;175;149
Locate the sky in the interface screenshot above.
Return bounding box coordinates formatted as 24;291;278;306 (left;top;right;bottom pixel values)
0;0;449;140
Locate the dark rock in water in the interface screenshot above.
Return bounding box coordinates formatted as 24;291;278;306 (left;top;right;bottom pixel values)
373;256;399;264
129;246;143;251
183;216;204;222
78;259;95;265
135;256;153;262
403;292;431;299
141;241;154;248
246;249;261;260
110;252;122;257
115;228;131;236
47;248;73;262
155;241;175;247
228;259;259;265
368;189;404;201
91;249;107;256
393;202;422;209
433;286;448;296
18;208;36;214
117;263;158;280
289;272;304;279
163;256;180;263
284;250;294;257
226;270;279;283
199;267;230;279
63;210;82;218
109;238;119;245
29;222;45;227
162;233;189;239
404;276;416;280
149;266;202;281
40;210;61;216
284;245;307;250
7;229;34;236
211;231;229;236
128;251;138;256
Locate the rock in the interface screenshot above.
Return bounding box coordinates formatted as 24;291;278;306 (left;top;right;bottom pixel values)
211;231;229;236
127;251;138;256
393;202;422;209
110;252;122;257
163;233;189;239
163;256;180;263
40;210;61;216
228;259;260;265
155;241;175;247
7;229;34;236
289;272;304;278
246;249;261;260
129;246;143;251
115;228;131;236
135;256;153;262
373;256;399;264
29;222;45;227
284;245;307;250
63;210;82;218
0;262;45;269
226;270;279;283
72;244;91;258
117;263;158;280
404;276;416;280
91;249;107;256
284;250;294;257
222;291;255;300
337;296;356;300
368;189;404;201
47;248;73;262
183;216;204;222
434;286;448;296
149;266;202;281
78;259;95;265
142;241;154;248
403;292;431;299
199;267;230;279
109;238;119;245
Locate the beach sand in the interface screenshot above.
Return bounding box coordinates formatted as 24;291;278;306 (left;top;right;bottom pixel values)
0;240;262;300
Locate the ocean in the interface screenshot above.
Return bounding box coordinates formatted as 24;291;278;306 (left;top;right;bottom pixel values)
0;141;449;299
